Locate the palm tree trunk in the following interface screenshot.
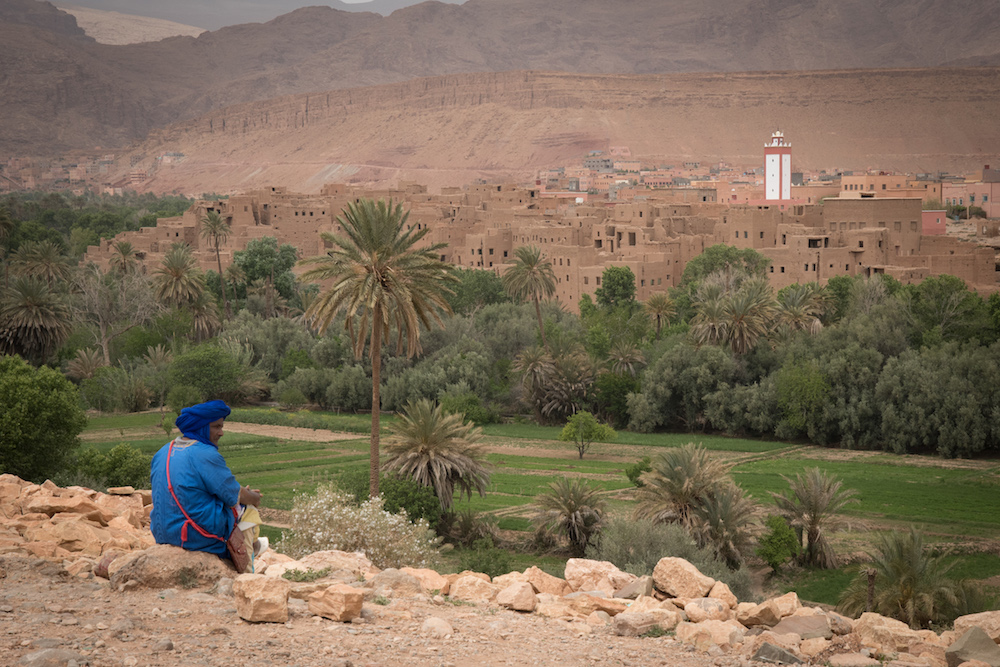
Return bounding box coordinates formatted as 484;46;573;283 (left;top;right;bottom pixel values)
215;242;230;319
368;307;382;499
533;295;547;349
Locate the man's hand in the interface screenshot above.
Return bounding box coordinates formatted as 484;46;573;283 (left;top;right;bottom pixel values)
239;485;262;507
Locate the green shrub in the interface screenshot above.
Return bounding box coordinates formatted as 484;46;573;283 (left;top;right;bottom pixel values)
280;348;315;381
278;484;439;569
458;537;514;578
277;387;308;411
0;355;86;481
325;365;372;412
757;515;799;573
439;508;499;547
168;344;244;404
167;384;202;415
282;568;331;582
624;456;652;487
72;443;151;490
338;469;443;529
586;515;755;602
439;389;500;425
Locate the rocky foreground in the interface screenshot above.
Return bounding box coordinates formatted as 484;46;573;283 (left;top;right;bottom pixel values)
2;474;1000;667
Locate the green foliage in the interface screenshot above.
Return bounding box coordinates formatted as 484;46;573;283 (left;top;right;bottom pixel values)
338;468;443;530
73;443;151;489
280;348;315;381
168;344;246;404
594;266;637;310
0;355;86;481
533;477;607;557
559;410;616;459
771;468;859;569
440;508;499;547
232;236;299;300
446;268;509;316
641;627;673;638
624;456;651;487
277;387;307;411
905;274;992;347
439;387;500;425
591;371;639;429
775;360;831;434
282;567;331;582
458;536;515;578
680;244;770;288
220;311;317;382
757;515;799;573
167;384;202;415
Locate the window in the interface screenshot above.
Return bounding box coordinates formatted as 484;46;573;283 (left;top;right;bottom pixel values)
894;222;901;232
489;248;494;255
584;277;589;285
882;184;886;190
780;266;785;273
640;279;645;287
735;231;739;238
744;231;748;238
859;240;864;248
760;232;764;239
596;277;601;286
769;266;774;273
804;263;809;271
782;234;786;245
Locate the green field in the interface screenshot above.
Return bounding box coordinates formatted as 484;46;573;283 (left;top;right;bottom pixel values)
82;408;1000;603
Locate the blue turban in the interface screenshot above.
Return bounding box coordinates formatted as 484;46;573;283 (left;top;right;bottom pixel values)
175;400;231;446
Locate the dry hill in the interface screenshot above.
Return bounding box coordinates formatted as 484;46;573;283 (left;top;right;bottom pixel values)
124;68;1000;195
2;0;1000;156
56;4;205;44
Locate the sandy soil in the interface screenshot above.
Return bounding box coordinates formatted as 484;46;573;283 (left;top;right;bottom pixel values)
0;556;748;667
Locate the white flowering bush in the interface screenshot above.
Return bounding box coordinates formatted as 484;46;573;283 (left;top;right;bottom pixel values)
278;483;440;569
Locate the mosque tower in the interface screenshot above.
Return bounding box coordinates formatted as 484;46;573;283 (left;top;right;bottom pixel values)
764;130;791;200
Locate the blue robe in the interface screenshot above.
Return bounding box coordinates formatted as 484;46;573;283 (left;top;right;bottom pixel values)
150;437;241;555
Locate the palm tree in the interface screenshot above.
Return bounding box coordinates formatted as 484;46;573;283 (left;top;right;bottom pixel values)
690;296;728;348
725;277;775;355
0;206;13;244
200;210;232;318
188;291;221;342
502;245;557;349
382;398;491;511
10;240;72;288
299;198;454;498
0;275;72;365
644;292;676;339
607;339;645;377
153;243;205;308
776;283;825;335
540;346;595;421
770;467;859;569
689;481;759;570
533;477;607;557
65;347;106;381
634;443;732;528
109;241;138;275
143;344;173;425
838;527;959;628
512;345;555;422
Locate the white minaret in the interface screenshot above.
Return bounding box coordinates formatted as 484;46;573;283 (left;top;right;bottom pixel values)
764;131;791;200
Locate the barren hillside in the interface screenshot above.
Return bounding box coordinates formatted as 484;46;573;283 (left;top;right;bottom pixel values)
124;68;1000;195
56;4;205;44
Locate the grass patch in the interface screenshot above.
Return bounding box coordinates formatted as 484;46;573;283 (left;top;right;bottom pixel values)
779;567;855;607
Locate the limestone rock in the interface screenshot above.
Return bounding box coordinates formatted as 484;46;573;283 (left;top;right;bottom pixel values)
742;630;802;658
422;616;453;639
491;571;529;589
233;573;291;623
308;583;363;622
613;612;660;636
400;567;451;594
676;619;746;652
449;575;498;604
587;610;611;626
615;575;654;599
564;558;635;596
855;612;924;654
709;580;738;608
652;557;715;598
772;613;833;640
524;565;572;596
946;627;1000;667
828;654;882;667
367;568;426;598
17;648;90;666
752;641;802;664
800;637;831;657
770;592;801;618
496;582;537;612
685;597;729;623
954;613;1000;644
565;592;628;617
109;544;233;590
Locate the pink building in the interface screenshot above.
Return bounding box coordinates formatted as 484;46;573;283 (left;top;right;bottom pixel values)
922;210;947;235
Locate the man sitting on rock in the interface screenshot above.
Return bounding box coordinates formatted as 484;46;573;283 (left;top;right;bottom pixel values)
150;400;263;561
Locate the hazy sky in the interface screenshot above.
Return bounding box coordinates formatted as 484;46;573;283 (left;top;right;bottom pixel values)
58;0;465;30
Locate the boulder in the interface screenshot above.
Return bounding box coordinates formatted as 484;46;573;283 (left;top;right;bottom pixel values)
828;654;881;667
233;573;291;623
742;630;802;658
628;596;682;629
652;557;715;598
855;612;924;654
564;558;635;596
449;575;499;604
955;613;1000;645
17;648;91;666
565;592;628;617
308;583;363;622
587;610;611;626
709;580;738;608
24;495;111;524
524;565;572;596
613;612;661;636
421;617;453;639
491;571;529;589
496;582;537;612
946;627;1000;667
401;567;451;595
615;575;654;600
685;597;730;623
676;619;746;652
771;613;834;640
800;637;831;658
366;568;426;598
109;544;233;590
752;641;802;664
770;592;802;618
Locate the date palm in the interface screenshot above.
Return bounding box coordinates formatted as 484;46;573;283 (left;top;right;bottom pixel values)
635;443;732;529
533;477;607;557
689;481;759;570
513;344;555;422
109;241;138;275
838;527;959;628
690;296;728;348
776;283;825;335
383;398;491;511
188;291;221;342
502;245;557;349
65;347;106;381
725;277;775;355
153;243;205;308
608;339;645;377
10;240;72;288
0;275;72;365
200;210;232;318
644;292;676;339
300;198;454;497
770;467;859;569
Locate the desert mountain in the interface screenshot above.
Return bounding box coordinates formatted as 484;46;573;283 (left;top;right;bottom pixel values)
124;68;1000;195
3;0;1000;157
56;4;206;44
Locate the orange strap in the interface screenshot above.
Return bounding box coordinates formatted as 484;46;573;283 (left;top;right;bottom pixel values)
165;440;236;545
